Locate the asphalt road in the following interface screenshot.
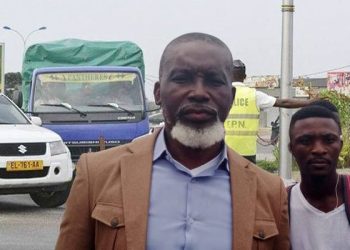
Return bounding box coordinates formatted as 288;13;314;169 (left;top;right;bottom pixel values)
0;194;64;250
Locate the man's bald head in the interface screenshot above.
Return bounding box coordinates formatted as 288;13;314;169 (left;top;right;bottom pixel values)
159;32;234;78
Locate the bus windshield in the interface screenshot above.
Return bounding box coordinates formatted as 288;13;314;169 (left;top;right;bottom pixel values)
32;72;144;113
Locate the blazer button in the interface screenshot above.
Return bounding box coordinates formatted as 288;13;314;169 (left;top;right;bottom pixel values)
258;230;266;239
110;217;119;228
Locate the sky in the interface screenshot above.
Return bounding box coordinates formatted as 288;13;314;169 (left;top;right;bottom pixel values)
1;0;350;99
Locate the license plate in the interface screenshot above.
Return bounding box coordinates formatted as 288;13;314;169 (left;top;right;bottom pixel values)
6;160;44;171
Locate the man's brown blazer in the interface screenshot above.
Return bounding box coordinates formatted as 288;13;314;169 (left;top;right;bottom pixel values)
56;130;289;250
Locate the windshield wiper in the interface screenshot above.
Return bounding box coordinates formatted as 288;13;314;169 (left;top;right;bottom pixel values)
88;103;135;116
40;103;87;117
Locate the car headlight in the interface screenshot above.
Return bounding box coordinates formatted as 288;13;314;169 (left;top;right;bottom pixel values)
49;140;67;156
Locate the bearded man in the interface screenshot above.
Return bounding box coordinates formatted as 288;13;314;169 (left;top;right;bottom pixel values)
56;32;289;250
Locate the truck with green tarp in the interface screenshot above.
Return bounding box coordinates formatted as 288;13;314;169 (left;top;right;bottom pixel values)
20;39;149;162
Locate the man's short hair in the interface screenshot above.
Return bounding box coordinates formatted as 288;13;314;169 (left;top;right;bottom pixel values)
289;105;342;139
309;100;341;133
159;32;233;77
232;59;246;81
233;60;246;71
310;99;338;113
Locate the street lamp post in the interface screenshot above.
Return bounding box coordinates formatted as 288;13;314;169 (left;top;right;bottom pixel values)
3;26;47;53
279;1;294;179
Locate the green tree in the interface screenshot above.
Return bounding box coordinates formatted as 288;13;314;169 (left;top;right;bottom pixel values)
4;72;22;97
319;90;350;168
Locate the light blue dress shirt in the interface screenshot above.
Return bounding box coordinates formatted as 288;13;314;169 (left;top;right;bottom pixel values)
146;129;232;250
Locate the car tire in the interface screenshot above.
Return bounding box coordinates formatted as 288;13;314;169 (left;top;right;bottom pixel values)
30;184;71;208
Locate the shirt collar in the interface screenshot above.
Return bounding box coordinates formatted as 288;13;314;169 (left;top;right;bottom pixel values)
232;81;245;86
153;128;167;161
153;128;229;173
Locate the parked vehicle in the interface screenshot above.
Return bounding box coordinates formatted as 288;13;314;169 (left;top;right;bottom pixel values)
0;93;74;207
270;116;280;145
149;111;164;131
17;39;149;162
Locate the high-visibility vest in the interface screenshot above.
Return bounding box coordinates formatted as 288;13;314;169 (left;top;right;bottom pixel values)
224;86;259;156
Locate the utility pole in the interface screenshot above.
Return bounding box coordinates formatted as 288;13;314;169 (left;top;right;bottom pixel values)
279;0;294;179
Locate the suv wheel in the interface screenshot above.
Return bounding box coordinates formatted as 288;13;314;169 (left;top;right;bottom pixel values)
30;185;71;208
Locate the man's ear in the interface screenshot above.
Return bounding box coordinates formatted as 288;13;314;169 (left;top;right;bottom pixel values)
154;81;161;105
231;86;236;105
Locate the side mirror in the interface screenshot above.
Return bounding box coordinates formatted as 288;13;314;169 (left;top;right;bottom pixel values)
31;116;42;126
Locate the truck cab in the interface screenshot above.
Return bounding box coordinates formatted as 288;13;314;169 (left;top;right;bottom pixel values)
28;66;149;161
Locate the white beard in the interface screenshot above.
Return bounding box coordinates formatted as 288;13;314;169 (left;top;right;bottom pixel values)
170;120;225;149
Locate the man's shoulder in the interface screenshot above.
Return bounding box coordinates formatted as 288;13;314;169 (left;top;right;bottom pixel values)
255;90;276;109
256;89;273;99
227;148;281;184
232;81;245;87
246;163;286;209
79;132;157;172
251;163;282;185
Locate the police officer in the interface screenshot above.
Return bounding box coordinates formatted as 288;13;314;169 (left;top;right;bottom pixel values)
224;60;314;163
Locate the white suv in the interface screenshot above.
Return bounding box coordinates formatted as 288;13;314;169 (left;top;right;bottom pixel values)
0;93;74;207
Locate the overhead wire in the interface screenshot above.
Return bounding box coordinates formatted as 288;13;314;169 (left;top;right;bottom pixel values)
299;64;350;77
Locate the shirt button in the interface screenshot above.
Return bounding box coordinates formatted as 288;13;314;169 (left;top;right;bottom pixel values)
189;218;195;224
110;217;119;228
258;230;266;239
186;217;195;225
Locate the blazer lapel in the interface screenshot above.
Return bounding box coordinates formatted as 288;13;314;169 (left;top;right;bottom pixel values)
120;132;159;250
228;150;257;250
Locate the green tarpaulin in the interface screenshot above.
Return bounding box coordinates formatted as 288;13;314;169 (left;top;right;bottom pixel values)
22;39;145;109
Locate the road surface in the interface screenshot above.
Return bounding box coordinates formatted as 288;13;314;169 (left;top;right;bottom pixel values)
0;194;64;250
